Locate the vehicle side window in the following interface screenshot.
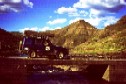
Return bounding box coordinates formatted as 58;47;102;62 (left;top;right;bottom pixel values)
24;38;32;45
35;39;42;45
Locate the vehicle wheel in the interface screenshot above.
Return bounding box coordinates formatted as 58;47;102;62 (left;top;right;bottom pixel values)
29;51;37;58
56;52;64;59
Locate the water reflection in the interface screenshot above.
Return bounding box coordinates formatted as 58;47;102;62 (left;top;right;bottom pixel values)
0;71;109;84
28;71;108;84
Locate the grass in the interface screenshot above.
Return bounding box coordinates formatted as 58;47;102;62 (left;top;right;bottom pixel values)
70;36;126;56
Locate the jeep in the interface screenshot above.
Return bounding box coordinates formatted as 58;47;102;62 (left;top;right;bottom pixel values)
19;36;69;59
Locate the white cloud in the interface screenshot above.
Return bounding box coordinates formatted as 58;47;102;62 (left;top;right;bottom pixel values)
102;16;119;27
10;7;20;12
10;0;22;3
0;0;33;13
85;16;118;28
56;7;84;17
79;10;88;16
56;7;77;14
19;26;62;32
19;27;39;32
73;0;90;8
40;26;50;31
55;0;126;18
68;10;89;17
90;8;101;17
0;0;3;2
23;0;33;8
0;4;9;11
120;0;126;5
85;17;102;27
74;0;126;8
47;18;67;25
40;26;61;31
68;12;80;17
73;0;126;15
53;27;61;30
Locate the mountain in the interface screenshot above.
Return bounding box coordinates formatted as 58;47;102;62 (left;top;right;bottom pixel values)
46;20;98;49
72;15;126;56
99;15;126;38
99;15;126;39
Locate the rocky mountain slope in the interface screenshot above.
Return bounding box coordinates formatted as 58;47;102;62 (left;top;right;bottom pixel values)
72;15;126;56
46;20;98;49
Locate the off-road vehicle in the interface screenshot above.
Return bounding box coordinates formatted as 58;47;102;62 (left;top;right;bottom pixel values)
19;36;69;59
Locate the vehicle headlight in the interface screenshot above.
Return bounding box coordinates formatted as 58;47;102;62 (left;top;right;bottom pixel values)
45;46;50;51
24;47;29;50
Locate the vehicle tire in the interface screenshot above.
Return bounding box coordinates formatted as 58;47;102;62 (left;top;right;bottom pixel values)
29;51;37;58
56;52;64;59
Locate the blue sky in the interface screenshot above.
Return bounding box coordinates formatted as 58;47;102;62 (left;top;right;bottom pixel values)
0;0;126;32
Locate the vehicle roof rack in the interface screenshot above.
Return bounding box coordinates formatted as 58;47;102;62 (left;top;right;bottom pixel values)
23;30;54;38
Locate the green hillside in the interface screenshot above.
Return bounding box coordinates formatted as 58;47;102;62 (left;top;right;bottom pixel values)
71;15;126;57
